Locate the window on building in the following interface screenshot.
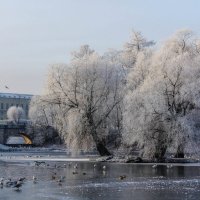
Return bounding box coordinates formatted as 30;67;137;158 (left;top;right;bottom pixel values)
6;103;9;109
1;103;3;110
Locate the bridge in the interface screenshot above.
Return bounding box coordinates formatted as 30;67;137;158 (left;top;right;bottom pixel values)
0;124;32;145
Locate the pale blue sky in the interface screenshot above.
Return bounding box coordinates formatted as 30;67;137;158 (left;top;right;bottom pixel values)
0;0;199;94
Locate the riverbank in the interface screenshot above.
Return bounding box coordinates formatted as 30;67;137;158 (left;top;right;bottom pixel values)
0;145;199;165
0;152;200;167
95;155;200;164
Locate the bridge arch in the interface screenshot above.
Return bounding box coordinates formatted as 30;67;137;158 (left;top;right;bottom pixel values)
19;132;32;144
0;124;33;145
6;132;32;145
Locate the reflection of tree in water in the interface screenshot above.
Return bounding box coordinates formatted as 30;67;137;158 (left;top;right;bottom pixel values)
176;166;185;177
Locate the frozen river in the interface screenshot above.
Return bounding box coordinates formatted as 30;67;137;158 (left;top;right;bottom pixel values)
0;151;200;200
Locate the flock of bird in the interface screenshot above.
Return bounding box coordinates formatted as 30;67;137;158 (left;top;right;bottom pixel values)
0;161;113;191
0;177;25;191
0;173;68;191
0;156;175;192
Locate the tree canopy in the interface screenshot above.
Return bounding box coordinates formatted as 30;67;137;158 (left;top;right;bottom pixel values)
29;29;200;159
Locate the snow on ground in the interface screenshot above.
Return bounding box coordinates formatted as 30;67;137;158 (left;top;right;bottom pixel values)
0;156;90;162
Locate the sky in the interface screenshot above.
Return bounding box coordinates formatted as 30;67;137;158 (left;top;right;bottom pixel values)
0;0;200;95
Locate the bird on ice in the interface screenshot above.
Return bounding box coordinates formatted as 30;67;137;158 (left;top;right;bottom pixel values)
152;164;158;169
13;181;22;191
57;176;65;183
32;176;37;183
74;163;78;169
119;175;126;180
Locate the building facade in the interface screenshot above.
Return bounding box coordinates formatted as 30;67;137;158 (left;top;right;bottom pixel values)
0;93;33;120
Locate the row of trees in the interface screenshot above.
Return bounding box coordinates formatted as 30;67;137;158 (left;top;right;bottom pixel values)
29;29;200;160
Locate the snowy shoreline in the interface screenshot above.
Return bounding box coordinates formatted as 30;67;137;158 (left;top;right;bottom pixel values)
0;145;200;165
0;154;200;166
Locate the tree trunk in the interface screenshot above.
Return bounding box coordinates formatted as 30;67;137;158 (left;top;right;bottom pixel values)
154;147;167;161
96;141;112;156
174;144;184;158
92;133;112;156
88;116;112;156
154;133;167;161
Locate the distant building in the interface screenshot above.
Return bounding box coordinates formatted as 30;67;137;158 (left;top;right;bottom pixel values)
0;92;33;120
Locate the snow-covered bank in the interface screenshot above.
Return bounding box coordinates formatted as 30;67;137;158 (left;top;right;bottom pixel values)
0;154;200;167
0;147;199;165
0;156;90;162
95;156;200;165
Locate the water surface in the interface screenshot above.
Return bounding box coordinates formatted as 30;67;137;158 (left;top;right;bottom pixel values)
0;153;200;200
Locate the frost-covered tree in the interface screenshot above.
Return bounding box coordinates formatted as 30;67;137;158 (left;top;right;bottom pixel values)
42;45;123;155
28;29;200;159
7;106;25;124
120;31;155;72
123;29;200;160
29;96;57;128
28;96;63;145
71;44;95;59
